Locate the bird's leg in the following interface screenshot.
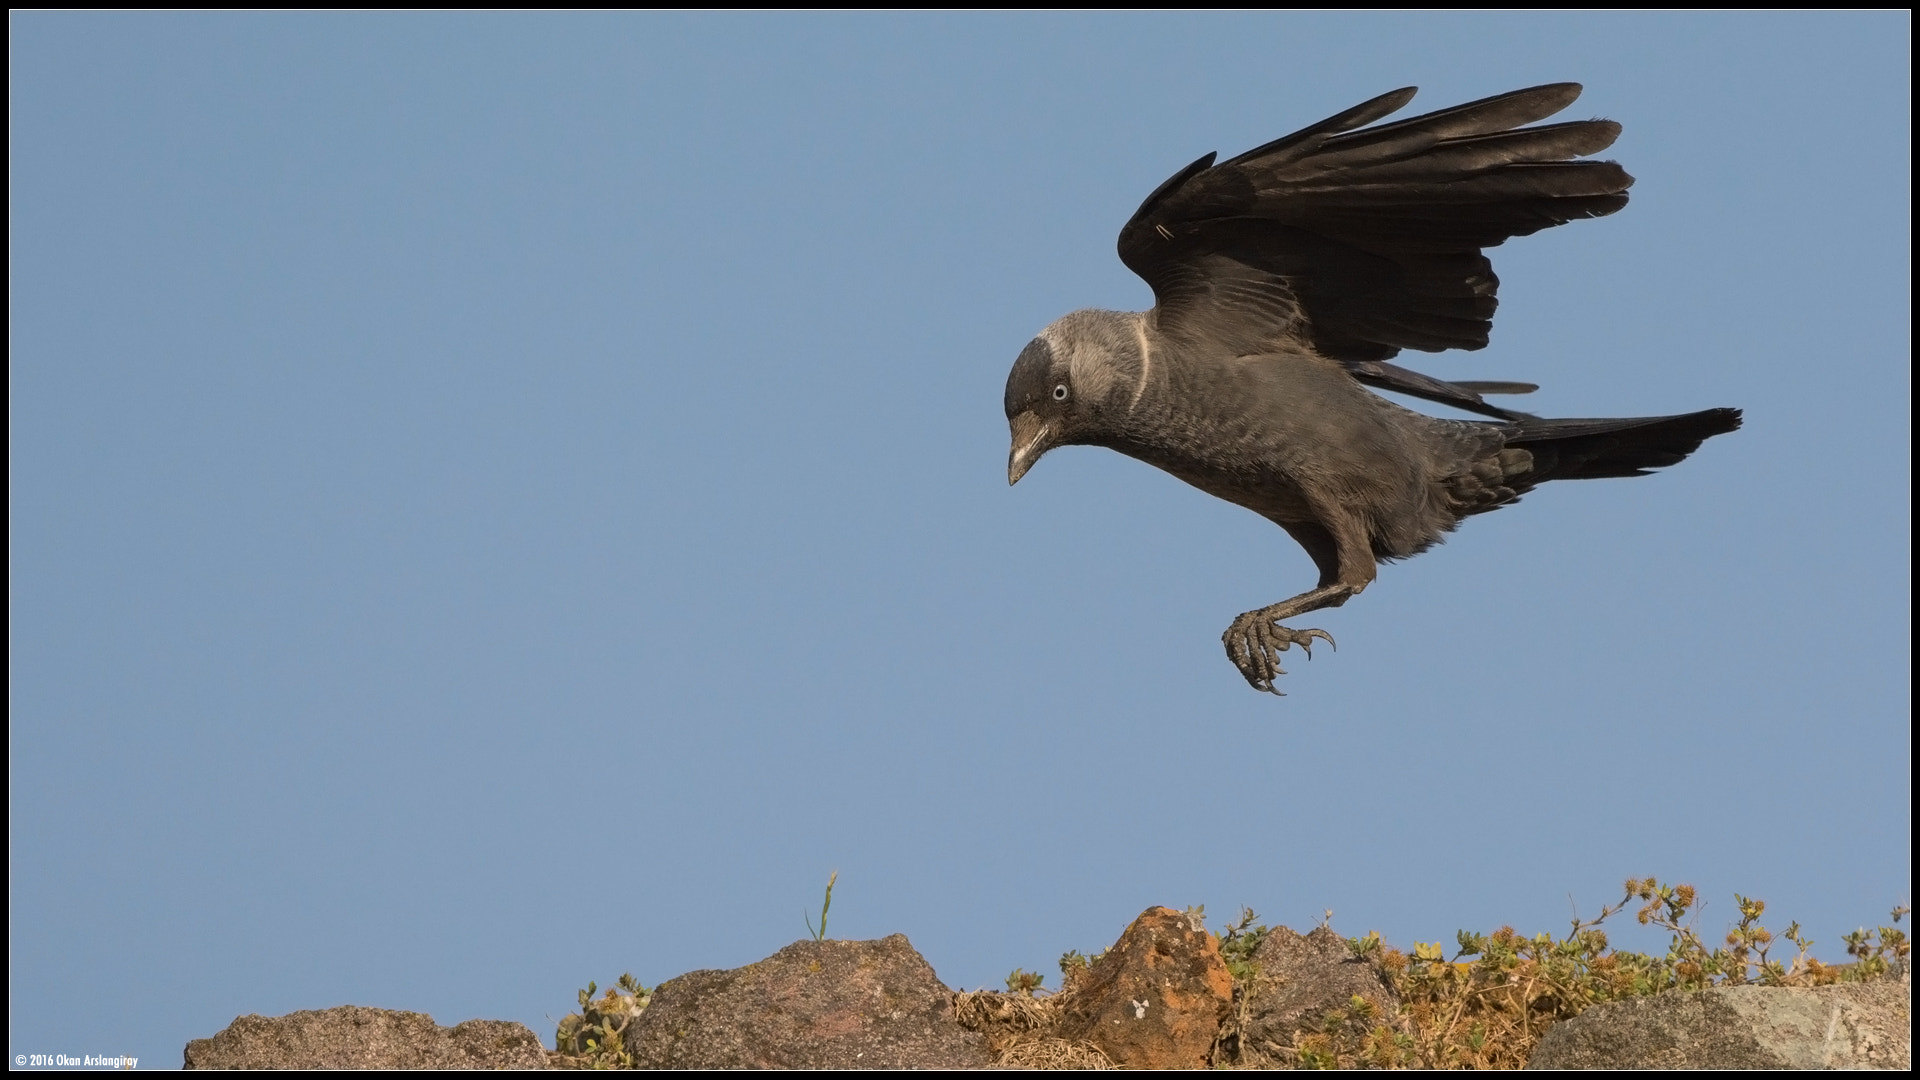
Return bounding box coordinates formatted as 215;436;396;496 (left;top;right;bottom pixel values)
1222;583;1355;695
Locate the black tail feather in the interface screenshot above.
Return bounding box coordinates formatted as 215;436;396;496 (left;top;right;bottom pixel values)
1508;407;1742;482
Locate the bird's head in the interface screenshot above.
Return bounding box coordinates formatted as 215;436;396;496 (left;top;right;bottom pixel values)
1004;310;1140;485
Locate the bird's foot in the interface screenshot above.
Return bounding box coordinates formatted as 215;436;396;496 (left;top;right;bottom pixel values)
1222;612;1334;695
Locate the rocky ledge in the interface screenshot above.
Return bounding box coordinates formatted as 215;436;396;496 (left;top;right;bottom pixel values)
185;906;1909;1069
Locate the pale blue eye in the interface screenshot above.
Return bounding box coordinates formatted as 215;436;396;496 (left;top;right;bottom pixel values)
1053;384;1069;401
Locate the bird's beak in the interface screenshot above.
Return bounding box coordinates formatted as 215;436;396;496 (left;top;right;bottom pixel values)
1007;411;1054;486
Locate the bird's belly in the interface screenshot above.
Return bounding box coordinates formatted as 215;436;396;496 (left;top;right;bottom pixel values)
1145;454;1318;525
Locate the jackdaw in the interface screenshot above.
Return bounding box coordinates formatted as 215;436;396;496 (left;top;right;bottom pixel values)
1003;83;1741;694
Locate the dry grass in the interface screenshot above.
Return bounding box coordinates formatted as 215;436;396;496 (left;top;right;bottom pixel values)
950;989;1116;1069
995;1036;1118;1070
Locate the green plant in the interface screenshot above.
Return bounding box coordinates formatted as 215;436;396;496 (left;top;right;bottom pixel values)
1214;907;1266;982
804;870;837;942
1235;879;1908;1070
1842;904;1909;979
1210;907;1271;1066
1005;968;1045;995
1057;948;1105;982
554;973;650;1069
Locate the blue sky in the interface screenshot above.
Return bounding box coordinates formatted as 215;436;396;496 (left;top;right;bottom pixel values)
11;12;1908;1066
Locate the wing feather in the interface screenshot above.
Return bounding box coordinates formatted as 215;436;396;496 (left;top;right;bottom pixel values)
1119;83;1632;394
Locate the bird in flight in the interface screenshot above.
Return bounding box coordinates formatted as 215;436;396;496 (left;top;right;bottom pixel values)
1003;83;1741;695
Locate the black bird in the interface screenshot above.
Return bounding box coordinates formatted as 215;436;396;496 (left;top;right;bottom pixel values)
1003;83;1741;694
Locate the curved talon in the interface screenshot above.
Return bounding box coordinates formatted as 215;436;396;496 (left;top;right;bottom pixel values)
1223;615;1335;695
1297;628;1336;657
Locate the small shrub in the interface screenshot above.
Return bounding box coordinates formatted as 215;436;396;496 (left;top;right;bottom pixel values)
553;974;650;1070
1005;967;1046;995
1253;880;1909;1069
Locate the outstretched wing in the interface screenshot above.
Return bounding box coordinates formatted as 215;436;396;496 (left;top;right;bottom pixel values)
1119;84;1630;419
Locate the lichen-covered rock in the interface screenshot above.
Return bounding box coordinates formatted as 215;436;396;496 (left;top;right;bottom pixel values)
623;934;990;1069
1233;924;1401;1064
1052;906;1234;1068
183;1006;549;1070
1526;976;1911;1070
